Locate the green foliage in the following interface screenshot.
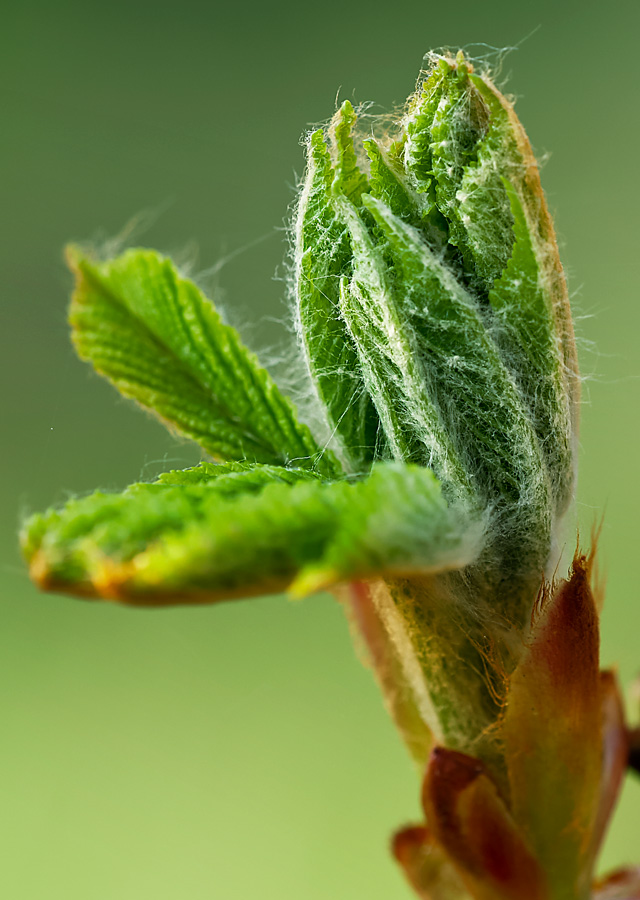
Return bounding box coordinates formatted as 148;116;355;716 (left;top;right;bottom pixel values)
68;246;339;477
23;51;578;781
488;182;574;513
23;461;480;603
293;129;381;471
292;60;575;610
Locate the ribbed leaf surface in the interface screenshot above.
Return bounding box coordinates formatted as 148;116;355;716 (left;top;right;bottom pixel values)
69;247;339;477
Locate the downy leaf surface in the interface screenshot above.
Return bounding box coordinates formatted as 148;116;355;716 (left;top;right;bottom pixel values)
23;461;482;605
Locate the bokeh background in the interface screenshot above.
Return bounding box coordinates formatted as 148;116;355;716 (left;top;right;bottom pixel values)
2;1;639;896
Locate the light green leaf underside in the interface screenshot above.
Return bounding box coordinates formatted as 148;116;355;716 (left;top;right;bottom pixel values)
22;462;483;606
68;247;339;478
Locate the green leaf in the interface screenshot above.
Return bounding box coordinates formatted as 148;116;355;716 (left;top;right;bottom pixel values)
488;182;574;515
294;116;382;471
155;460;322;491
364;139;415;223
364;137;450;252
329;99;369;204
22;462;482;606
363;195;545;507
403;55;512;293
361;195;554;609
334;199;470;493
68;247;339;478
467;70;580;510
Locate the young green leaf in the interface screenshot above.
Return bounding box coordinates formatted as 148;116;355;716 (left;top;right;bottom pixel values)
22;462;483;605
294;116;383;472
488;181;574;515
362;196;547;507
68;247;340;477
335;198;471;491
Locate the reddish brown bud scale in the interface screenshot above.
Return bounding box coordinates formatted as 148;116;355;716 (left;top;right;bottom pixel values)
422;748;547;900
593;868;640;900
392;824;467;900
501;554;603;897
589;672;629;871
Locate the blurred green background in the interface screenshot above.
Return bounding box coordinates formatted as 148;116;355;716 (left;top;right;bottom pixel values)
2;0;639;896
